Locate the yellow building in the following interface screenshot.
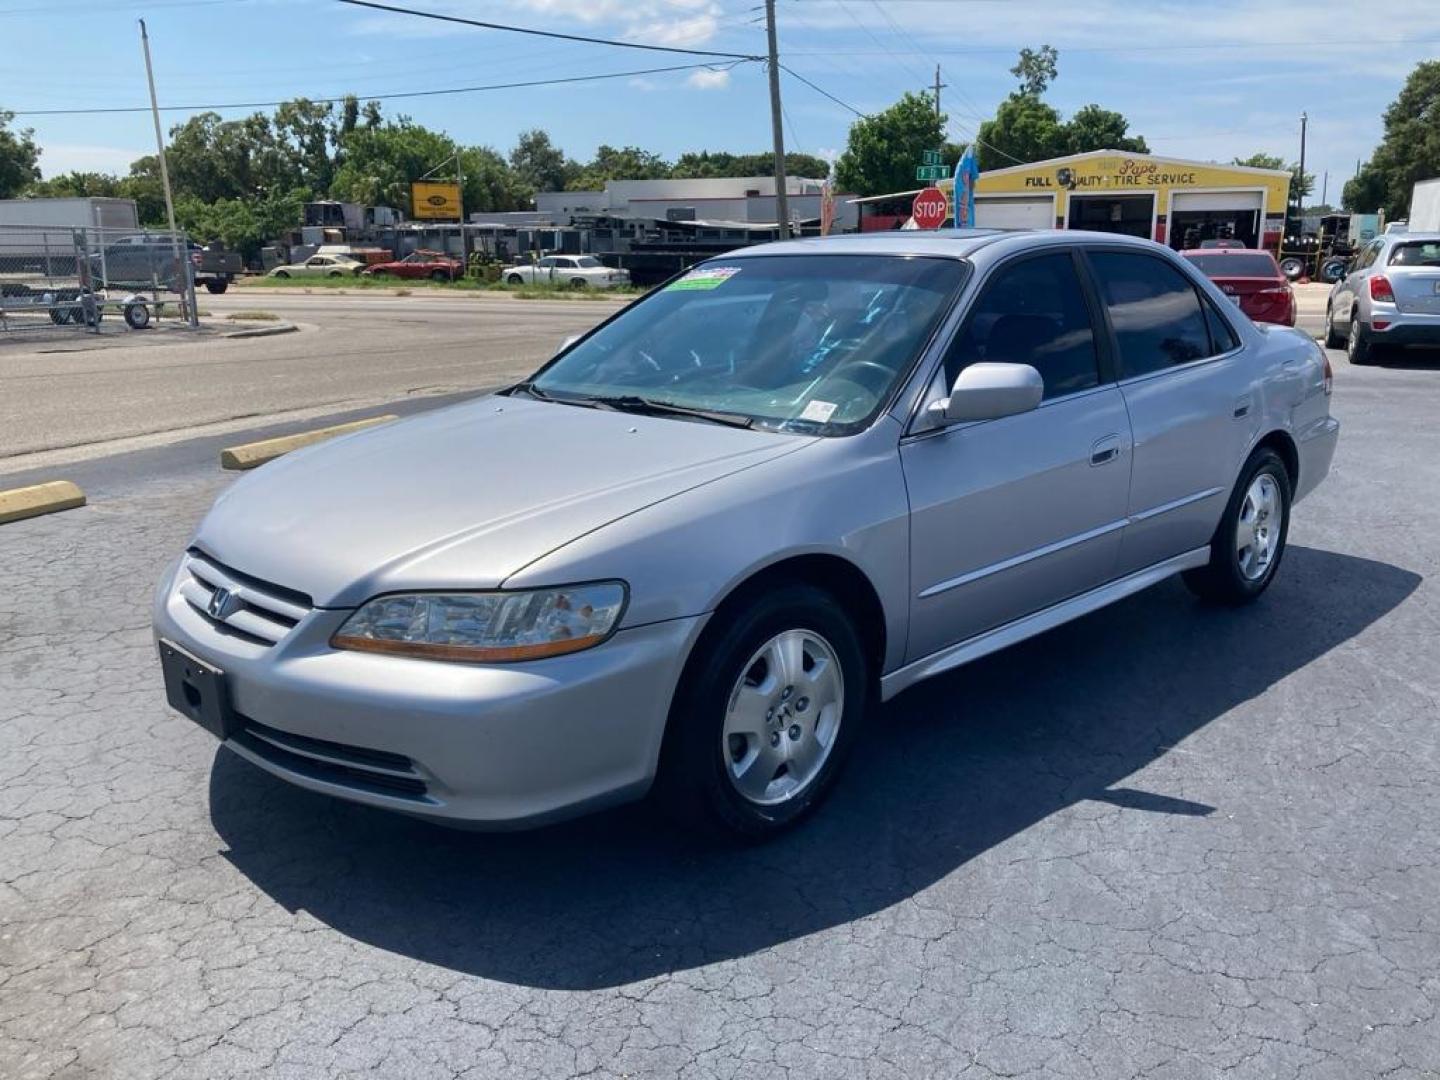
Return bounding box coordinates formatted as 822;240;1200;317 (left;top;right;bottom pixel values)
959;150;1291;250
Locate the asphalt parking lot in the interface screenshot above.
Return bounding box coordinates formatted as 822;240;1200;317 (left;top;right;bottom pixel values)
2;301;1439;1078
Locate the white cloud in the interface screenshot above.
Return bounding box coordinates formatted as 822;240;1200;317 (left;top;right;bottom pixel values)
628;77;658;92
38;144;147;178
686;67;731;90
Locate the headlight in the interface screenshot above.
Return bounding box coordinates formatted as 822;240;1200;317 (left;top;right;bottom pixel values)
331;582;627;663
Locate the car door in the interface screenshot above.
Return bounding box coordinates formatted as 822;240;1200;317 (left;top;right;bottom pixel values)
1334;239;1381;329
901;249;1134;661
303;256;330;278
1084;247;1256;575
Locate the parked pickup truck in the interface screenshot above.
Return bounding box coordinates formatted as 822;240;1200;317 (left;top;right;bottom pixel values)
92;235;243;294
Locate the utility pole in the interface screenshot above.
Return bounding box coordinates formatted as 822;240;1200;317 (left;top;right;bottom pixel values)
139;19;192;327
932;65;946;119
1320;170;1328;208
1296;110;1308;217
764;0;790;240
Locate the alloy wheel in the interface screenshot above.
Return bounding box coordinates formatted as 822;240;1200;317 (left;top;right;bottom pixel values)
1236;473;1280;581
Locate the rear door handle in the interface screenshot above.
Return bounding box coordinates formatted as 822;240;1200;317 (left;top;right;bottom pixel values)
1090;433;1122;466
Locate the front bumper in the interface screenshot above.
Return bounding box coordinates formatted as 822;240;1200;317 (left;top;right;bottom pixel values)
153;557;706;828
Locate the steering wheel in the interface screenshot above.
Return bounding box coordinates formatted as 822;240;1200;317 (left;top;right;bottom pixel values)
825;359;893;393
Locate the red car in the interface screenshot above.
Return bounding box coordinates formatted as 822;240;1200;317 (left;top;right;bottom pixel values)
1181;248;1296;326
362;249;463;282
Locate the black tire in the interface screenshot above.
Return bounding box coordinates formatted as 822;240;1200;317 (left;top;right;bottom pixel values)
123;302;151;330
273;270;290;279
1279;256;1304;281
430;269;450;282
507;274;524;285
570;277;588;290
204;280;229;294
655;583;870;841
1183;447;1291;605
328;271;344;278
1347;315;1374;365
1323;303;1344;349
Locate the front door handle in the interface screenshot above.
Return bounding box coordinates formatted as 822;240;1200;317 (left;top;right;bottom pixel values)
1090;433;1122;466
1233;395;1252;418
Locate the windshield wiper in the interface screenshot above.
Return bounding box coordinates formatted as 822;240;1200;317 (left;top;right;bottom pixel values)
583;395;755;428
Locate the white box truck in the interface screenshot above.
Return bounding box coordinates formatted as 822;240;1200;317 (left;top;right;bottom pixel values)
0;197;140;273
1408;178;1440;232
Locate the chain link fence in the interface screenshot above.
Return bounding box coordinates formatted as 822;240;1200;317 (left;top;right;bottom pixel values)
0;224;200;336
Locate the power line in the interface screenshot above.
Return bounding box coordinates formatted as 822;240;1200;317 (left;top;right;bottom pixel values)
334;0;761;60
9;61;753;116
779;65;867;118
786;36;1440;56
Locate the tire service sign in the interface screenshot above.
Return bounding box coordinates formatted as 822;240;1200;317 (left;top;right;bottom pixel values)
412;182;462;221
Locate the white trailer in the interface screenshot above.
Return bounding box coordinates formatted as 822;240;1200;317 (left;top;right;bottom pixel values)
1408;178;1440;232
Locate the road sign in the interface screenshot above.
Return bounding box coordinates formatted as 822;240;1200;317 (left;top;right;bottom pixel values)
916;164;952;181
912;186;949;229
921;149;943;166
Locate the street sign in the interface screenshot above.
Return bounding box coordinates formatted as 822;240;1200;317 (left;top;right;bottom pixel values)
916;164;952;181
921;149;943;166
912;186;949;229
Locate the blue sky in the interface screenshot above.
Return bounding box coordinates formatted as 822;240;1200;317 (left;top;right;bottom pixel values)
3;0;1437;204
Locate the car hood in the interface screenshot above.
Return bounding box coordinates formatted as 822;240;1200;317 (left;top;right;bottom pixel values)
193;396;811;608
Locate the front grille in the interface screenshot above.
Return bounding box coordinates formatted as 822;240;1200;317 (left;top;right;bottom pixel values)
234;718;431;801
179;549;312;646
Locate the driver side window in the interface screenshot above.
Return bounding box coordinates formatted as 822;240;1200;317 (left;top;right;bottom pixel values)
942;252;1101;400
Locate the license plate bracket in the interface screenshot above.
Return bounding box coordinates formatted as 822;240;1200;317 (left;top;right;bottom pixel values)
159;638;234;740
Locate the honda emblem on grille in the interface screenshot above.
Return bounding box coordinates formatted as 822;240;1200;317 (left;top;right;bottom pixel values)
207;587;239;619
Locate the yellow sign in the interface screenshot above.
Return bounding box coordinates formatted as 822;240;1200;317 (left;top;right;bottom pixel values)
411;181;462;220
974;153;1290;225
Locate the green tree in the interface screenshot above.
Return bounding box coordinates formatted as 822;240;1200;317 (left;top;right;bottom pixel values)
331;119;457;211
1011;45;1058;98
1343;59;1440;216
1066;104;1148;155
834;92;947;196
0;108;41;198
462;145;531;212
26;171;122;198
1233;152;1284;171
568;145;670;190
175;188;307;260
976;94;1067;170
671;150;831;179
1235;153;1313;203
509;129;573;193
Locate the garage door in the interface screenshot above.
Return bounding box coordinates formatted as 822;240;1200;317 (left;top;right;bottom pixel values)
975;195;1055;231
1170;191;1263;214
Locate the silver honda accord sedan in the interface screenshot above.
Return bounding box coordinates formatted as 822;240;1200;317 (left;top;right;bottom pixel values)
154;230;1339;839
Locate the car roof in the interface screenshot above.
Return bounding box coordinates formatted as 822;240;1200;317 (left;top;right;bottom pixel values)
1387;232;1440;243
1178;248;1276;258
724;228;1166;261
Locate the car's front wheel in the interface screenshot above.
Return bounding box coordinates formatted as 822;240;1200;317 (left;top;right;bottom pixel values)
507;273;524;285
1183;446;1291;605
657;583;869;841
1323;303;1344;349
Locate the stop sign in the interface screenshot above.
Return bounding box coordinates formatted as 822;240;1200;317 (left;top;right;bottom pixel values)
912;186;949;229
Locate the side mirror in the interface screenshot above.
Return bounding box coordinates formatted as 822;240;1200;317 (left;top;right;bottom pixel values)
929;362;1044;424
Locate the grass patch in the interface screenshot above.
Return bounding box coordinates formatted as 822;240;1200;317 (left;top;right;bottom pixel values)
225;310;281;322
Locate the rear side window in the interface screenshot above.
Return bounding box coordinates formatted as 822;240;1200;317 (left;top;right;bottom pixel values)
1203;298;1240;353
943;252;1100;399
1089;251;1211;377
1389;242;1440;267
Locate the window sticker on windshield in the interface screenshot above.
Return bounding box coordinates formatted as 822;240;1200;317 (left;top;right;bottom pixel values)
799;400;838;423
666;266;741;291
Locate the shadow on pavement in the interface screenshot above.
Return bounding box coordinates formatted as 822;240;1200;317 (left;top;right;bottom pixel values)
1371;345;1440;370
209;546;1419;989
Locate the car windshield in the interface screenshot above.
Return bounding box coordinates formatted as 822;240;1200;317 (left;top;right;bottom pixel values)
1184;253;1281;278
1390;242;1440;267
528;254;966;434
574;256;603;268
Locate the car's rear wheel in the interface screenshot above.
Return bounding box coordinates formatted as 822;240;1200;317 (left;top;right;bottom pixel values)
507;273;524;285
570;277;588;290
656;583;869;841
1323;303;1345;349
430;269;450;282
1183;447;1291;605
1347;315;1375;365
204;280;229;294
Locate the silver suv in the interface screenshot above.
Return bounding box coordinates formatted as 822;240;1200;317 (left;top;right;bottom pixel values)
1325;232;1440;364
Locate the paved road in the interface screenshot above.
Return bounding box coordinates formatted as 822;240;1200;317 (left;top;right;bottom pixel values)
0;292;622;470
2;341;1438;1079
